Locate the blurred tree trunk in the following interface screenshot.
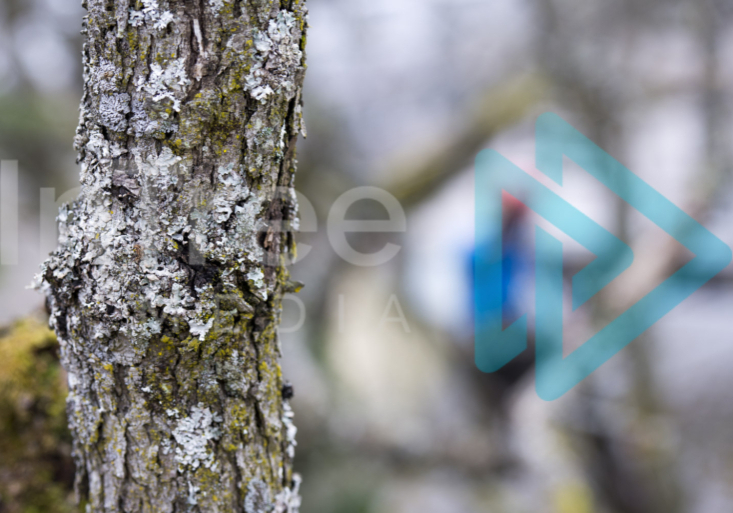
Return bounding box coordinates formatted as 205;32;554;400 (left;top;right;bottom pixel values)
38;1;307;511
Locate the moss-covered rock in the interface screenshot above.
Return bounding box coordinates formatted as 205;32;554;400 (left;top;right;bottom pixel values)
0;315;78;513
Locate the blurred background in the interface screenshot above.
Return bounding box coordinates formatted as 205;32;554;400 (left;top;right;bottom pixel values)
2;0;733;512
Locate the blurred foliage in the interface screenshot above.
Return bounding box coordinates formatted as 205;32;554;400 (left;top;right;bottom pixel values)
0;316;77;513
552;482;594;513
0;92;80;193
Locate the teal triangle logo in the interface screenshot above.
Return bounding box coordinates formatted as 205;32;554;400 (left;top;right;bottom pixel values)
474;113;732;400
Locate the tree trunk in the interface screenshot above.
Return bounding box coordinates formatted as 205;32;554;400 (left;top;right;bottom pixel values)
37;1;307;511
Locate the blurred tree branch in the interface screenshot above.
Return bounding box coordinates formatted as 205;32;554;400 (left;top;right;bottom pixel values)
384;74;547;209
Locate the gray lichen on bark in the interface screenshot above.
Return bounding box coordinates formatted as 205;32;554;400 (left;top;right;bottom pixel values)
36;0;307;511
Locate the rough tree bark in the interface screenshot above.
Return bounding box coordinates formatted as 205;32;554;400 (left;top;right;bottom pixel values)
37;1;307;511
